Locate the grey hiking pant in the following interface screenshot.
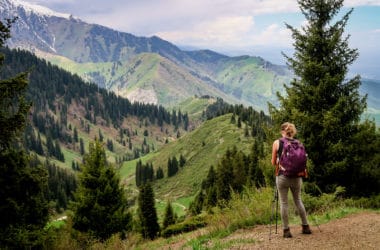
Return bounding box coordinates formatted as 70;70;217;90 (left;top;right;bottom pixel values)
276;175;309;229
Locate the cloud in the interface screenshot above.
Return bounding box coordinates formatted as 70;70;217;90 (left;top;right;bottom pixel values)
156;16;292;52
156;16;254;46
345;0;380;6
21;0;379;54
252;24;292;47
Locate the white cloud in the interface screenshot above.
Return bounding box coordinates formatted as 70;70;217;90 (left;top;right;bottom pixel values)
20;0;380;57
156;16;254;47
345;0;380;6
252;24;292;47
156;17;292;52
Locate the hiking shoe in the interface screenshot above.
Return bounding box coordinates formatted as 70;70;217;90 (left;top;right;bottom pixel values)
302;224;312;234
283;228;292;238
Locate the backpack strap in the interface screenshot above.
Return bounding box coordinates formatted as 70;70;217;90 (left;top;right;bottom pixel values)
276;138;285;176
278;138;284;159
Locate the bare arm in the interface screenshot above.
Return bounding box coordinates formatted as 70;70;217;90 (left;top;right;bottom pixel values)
271;139;279;166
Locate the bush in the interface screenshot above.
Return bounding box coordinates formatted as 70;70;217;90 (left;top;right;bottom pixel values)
161;215;207;238
344;194;380;209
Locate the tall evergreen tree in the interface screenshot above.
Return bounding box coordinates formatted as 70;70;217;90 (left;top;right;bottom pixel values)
0;18;49;248
156;166;164;179
79;137;85;155
72;140;131;241
179;154;186;167
73;127;78;143
216;149;234;202
162;201;176;229
137;183;160;239
269;0;376;194
0;20;30;150
0;150;49;248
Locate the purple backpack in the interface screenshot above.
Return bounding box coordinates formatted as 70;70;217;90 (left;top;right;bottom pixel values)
279;138;307;177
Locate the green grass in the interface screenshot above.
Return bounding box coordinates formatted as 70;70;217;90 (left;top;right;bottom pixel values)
116;113;253;221
172;96;214;120
45;219;66;230
149;113;253;200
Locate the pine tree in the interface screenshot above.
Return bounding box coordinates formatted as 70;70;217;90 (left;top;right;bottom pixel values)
0;151;49;248
162;201;176;229
189;190;204;215
0;18;48;248
216;149;234;202
73;127;78;142
135;159;143;187
72;140;131;241
79;137;85;155
156;166;164;179
270;0;372;194
0;21;31;150
138;183;159;239
248;140;265;188
179;154;186;167
204;165;217;207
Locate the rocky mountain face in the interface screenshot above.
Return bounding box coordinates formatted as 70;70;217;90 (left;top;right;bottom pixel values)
1;0;294;112
5;0;379;124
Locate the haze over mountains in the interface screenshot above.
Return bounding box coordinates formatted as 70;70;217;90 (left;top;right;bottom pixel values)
1;0;379;121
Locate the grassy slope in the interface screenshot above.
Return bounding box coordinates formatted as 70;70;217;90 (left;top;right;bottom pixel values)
212;57;290;112
119;113;254;216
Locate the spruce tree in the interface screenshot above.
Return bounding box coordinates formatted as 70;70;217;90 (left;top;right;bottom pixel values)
162;201;176;229
0;20;30;149
216;149;234;202
138;182;159;240
72;140;131;240
0;18;49;248
179;154;186;167
156;166;164;179
270;0;372;193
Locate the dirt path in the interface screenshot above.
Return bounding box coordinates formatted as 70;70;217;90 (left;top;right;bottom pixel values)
219;211;380;249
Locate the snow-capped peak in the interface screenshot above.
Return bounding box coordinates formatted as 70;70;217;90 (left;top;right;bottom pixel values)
2;0;73;19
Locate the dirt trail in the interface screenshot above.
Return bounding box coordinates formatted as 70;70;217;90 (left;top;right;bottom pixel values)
162;211;380;250
220;211;380;249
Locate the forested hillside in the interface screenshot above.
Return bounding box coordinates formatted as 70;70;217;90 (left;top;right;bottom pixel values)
1;48;189;150
0;47;191;212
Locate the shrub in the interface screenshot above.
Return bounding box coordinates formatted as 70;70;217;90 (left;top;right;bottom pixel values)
161;215;207;238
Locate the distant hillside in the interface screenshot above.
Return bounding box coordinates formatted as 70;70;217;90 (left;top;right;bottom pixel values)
361;79;380;124
0;47;190;169
119;113;260;215
1;0;292;112
2;0;378;120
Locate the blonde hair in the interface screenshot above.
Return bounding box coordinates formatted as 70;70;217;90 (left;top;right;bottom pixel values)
281;122;297;138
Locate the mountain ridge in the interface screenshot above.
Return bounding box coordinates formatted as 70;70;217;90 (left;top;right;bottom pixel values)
2;0;379;122
1;0;291;112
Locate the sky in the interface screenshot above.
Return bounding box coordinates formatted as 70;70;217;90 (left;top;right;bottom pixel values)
21;0;380;79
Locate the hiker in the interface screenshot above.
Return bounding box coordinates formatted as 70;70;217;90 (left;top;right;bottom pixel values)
271;122;312;238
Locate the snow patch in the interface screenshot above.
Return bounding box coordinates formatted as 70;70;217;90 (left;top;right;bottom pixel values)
5;0;74;19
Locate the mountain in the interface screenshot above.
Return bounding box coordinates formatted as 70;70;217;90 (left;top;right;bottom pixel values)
0;47;192;170
1;0;291;112
1;47;268;216
361;78;380;124
1;0;379;123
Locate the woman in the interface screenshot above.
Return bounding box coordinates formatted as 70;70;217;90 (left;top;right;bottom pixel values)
271;122;311;238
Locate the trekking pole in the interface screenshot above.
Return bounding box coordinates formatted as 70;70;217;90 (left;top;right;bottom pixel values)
269;196;273;240
275;187;279;234
310;213;322;232
269;183;278;240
